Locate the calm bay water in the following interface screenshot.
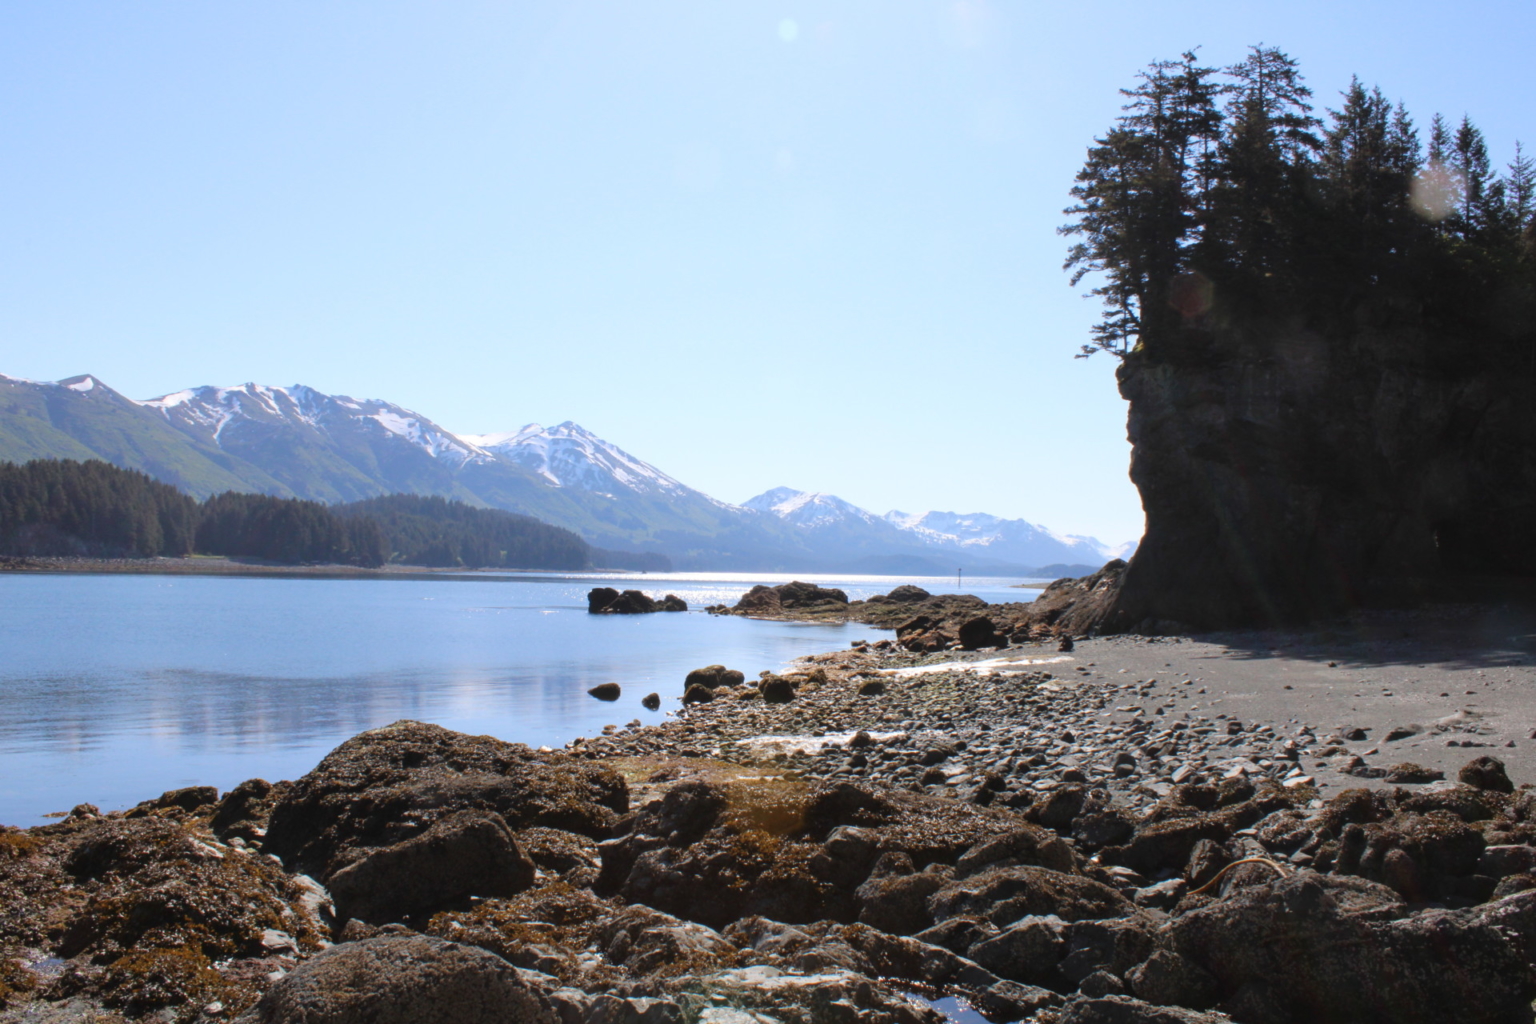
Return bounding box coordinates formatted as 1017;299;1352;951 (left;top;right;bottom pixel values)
0;570;1038;826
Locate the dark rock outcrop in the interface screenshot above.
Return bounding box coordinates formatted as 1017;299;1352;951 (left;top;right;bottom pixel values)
1062;319;1536;631
588;683;621;701
262;722;628;882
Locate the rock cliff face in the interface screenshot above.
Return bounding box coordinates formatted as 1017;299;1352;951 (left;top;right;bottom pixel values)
1098;321;1536;630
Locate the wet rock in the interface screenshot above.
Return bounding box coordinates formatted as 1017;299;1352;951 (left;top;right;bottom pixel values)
929;865;1131;926
1026;785;1089;832
1101;816;1230;877
658;595;688;612
856;680;886;697
588;684;622;702
1166;871;1533;1024
99;945;238;1018
1057;994;1231;1023
957;617;1004;651
263;721;628;882
759;677;796;704
682;685;715;706
1125;950;1219;1010
886;585;931;604
641;693;661;711
1183;840;1230;890
133;786;220;817
598;905;738;979
327;809;535;925
1382;763;1442;784
1059;915;1156;986
211;778;283;842
967;914;1067;987
55;816;317;963
588;588;621;613
855;868;949;936
1479;844;1536;879
677;965;938;1024
1459;755;1515;794
975;980;1064;1019
233;935;557;1024
913;916;998;955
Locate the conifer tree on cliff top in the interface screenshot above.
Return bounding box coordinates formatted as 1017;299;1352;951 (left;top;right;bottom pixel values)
1063;46;1536;363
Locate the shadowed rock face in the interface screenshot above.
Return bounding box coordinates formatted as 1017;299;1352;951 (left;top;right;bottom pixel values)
1085;323;1536;630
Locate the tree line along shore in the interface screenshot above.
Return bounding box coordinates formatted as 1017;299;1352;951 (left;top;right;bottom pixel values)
0;458;669;573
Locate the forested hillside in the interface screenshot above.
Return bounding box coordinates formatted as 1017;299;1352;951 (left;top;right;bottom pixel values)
0;459;642;571
335;494;594;570
0;459;198;557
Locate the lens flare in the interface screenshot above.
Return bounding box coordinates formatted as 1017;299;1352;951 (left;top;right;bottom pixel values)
1410;162;1463;222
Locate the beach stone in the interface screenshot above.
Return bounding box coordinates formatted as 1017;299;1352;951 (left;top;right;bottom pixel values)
641;693;661;711
588;683;621;701
326;809;535;924
1459;755;1515;793
1383;763;1443;784
233;935;557;1024
682;685;715;705
857;680;886;696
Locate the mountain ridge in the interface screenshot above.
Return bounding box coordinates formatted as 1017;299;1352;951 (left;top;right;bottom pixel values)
0;371;1133;572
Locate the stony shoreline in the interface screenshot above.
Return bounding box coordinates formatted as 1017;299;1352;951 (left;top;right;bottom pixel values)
7;598;1536;1024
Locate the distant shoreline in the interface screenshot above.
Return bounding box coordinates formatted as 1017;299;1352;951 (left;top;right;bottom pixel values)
0;554;645;581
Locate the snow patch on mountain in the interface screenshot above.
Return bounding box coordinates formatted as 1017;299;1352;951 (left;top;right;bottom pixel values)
742;487;885;528
459;421;699;498
140;383;491;465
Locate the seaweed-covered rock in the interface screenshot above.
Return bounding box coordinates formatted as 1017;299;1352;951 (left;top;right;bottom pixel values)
234;935;557;1024
598;780;1021;930
1459;755;1515;794
928;865;1131;926
1166;871;1534;1024
326;809;535;925
56;817;320;963
262;722;627;882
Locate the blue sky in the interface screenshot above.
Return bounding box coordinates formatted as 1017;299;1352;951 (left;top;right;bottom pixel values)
3;2;1532;545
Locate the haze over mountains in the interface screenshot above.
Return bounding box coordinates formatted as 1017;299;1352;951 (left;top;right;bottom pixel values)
0;372;1132;573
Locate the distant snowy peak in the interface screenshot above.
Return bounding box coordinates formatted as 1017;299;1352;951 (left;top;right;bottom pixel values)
886;508;1119;561
742;487;886;528
139;383;490;465
459;421;694;498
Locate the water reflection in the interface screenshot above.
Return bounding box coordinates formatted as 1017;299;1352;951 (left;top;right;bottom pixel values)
0;570;1038;824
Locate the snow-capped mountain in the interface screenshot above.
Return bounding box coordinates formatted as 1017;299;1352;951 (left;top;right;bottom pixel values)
742;487;886;528
0;370;1135;572
142;383;492;468
884;509;1126;565
459;422;698;499
748;487;1123;569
